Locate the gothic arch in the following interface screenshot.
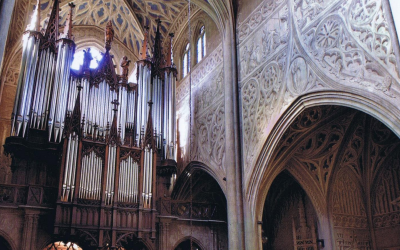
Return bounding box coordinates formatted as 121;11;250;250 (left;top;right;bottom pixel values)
116;232;153;250
0;229;16;250
250;91;400;220
248;91;400;249
261;170;320;249
171;161;227;222
172;236;205;250
175;161;226;196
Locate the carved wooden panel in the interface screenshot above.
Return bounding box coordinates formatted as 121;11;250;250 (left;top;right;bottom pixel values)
116;210;138;229
332;168;368;230
75;207;100;227
372;148;400;228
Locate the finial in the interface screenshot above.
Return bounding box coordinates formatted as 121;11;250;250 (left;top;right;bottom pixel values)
140;26;150;60
28;0;41;32
63;2;75;39
166;33;174;67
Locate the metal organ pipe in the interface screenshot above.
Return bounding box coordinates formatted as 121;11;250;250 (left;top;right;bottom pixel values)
105;146;116;205
61;133;78;202
118;156;139;203
48;42;74;142
12;35;40;137
79;151;102;200
142;146;153;208
136;63;151;144
163;71;176;160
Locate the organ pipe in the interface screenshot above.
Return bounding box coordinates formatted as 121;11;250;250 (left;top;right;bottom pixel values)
118;156;139;203
79;151;103;200
12;2;179;212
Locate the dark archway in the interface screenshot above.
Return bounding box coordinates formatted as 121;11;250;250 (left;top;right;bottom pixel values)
0;236;12;250
262;171;318;250
261;105;400;249
116;233;149;250
174;239;202;250
172;163;227;221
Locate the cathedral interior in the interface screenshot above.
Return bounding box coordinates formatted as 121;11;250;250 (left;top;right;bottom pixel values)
0;0;400;249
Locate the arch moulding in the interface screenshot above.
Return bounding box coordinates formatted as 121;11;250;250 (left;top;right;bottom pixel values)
248;90;400;225
171;236;206;250
0;229;17;250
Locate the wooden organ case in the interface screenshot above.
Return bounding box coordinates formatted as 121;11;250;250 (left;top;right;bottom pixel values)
4;0;179;248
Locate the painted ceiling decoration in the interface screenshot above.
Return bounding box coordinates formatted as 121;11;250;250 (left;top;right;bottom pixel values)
38;0;144;54
36;0;213;57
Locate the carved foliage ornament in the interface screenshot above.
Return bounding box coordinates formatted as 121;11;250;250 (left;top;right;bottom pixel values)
192;101;225;171
294;111;354;192
239;5;288;81
298;0;399;97
241;61;283;164
238;0;286;43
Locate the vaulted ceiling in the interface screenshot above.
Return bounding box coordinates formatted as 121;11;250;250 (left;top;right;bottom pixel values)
37;0;218;56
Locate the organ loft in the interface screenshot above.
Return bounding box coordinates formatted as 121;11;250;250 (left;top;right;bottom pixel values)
1;0;227;249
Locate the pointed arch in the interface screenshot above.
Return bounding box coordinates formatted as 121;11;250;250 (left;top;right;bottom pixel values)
0;230;15;250
250;91;400;223
172;236;205;250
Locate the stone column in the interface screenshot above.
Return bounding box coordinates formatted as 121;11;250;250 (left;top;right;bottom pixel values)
210;223;218;250
159;220;170;250
244;203;258;249
222;15;245;250
21;210;40;250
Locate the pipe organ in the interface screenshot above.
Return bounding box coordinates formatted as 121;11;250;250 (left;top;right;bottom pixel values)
7;0;179;246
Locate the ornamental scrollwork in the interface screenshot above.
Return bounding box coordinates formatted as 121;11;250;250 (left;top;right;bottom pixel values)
194;68;224;116
239;5;289;81
241;62;283;165
292;0;336;30
82;143;106;159
298;5;399;97
193;102;225;172
238;0;286;43
120;148;141;162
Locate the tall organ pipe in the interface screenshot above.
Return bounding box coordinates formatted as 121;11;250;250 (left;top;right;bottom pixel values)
49;41;74;142
136;62;151;144
105;146;116;205
163;71;176;160
11;34;40;137
118;156;139;203
79;151;102;200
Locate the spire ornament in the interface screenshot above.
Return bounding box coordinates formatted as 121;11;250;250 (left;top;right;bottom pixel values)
63;2;76;39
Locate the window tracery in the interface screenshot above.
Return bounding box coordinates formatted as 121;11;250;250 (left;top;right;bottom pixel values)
196;25;206;63
182;43;190;77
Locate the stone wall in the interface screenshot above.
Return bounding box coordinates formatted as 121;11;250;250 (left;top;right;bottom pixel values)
238;0;400;194
176;44;225;181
